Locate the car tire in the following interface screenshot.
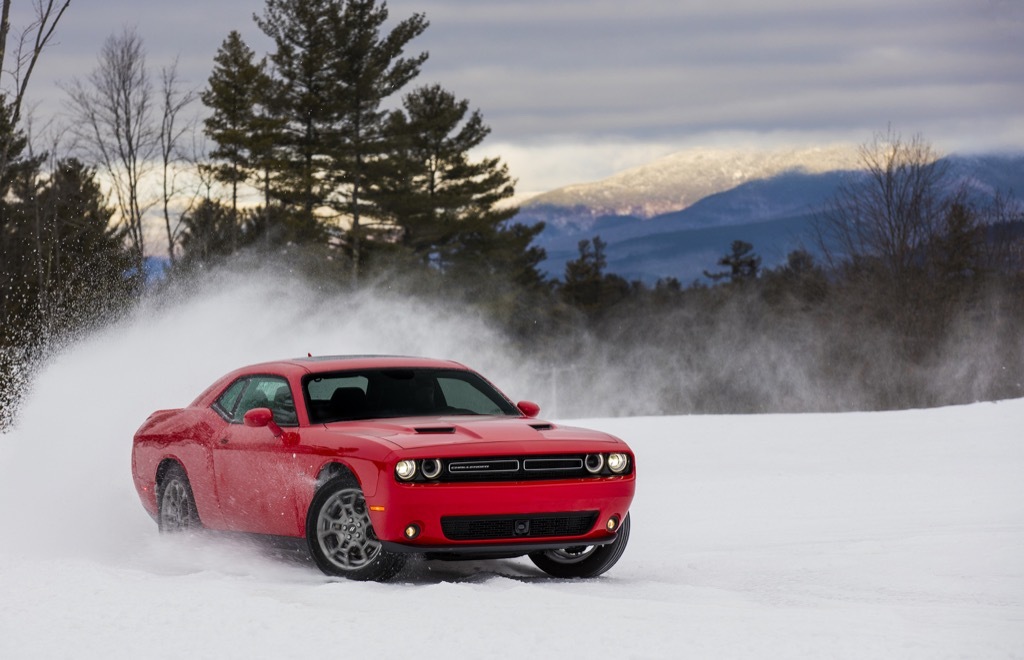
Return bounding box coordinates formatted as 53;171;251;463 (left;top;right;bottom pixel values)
528;513;631;578
306;476;406;582
157;463;202;532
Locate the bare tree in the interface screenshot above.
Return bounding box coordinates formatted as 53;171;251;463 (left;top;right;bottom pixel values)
0;0;70;182
818;127;949;279
158;58;196;264
64;27;157;269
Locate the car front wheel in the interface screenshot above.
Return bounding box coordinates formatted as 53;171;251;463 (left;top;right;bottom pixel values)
158;463;202;532
528;513;631;578
306;476;406;582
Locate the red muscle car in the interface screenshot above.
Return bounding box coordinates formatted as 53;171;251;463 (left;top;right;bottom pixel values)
131;356;635;581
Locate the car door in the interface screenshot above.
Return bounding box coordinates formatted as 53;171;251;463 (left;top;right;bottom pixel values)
212;375;304;536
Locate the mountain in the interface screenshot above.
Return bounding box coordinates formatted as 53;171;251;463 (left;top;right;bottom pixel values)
522;145;862;227
516;147;1024;284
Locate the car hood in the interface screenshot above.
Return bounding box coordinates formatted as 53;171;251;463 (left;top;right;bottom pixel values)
320;416;625;452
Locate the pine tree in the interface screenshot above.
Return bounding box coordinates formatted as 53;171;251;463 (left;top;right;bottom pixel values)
704;240;761;284
255;0;345;236
375;85;518;264
177;198;244;269
561;236;630;317
201;31;272;226
1;145;135;428
326;0;428;277
254;0;428;262
2;155;134;346
0;99;45;348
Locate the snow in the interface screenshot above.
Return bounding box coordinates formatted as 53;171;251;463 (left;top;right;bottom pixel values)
2;277;1023;658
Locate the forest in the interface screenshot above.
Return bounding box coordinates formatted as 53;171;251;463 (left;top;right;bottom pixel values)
2;0;1023;429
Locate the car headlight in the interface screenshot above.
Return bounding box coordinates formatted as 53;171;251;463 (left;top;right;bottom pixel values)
421;459;442;480
395;460;417;481
607;453;629;473
584;454;605;474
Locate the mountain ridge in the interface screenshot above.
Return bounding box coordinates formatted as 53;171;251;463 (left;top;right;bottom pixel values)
515;148;1024;284
522;144;864;223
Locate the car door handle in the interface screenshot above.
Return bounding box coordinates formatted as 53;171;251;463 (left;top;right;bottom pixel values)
219;438;229;445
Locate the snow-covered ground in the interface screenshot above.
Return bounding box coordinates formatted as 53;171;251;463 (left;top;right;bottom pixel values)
1;278;1022;658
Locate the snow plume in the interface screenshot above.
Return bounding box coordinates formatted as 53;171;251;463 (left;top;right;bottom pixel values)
0;265;523;558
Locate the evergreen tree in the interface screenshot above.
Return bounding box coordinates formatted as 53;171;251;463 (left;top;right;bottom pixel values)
177;198;245;269
202;31;273;225
1;147;135;428
254;0;428;261
36;159;135;322
704;240;761;284
0;99;46;349
326;0;428;277
374;84;528;276
255;0;345;236
561;236;630;316
761;249;828;308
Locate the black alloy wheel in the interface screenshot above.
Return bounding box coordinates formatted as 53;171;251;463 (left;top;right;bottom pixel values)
528;513;631;578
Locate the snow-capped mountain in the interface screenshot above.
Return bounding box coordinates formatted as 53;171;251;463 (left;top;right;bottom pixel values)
522;145;863;226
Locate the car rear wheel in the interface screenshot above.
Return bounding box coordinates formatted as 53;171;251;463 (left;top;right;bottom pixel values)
528;513;631;578
158;464;202;532
306;476;405;582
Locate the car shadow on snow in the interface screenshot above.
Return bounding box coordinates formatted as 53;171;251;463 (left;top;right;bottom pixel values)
220;533;565;585
395;555;552;585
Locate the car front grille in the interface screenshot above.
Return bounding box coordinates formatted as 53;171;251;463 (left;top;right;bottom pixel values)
431;454;623;482
441;512;599;541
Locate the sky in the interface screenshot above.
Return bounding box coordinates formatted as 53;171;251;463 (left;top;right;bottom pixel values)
6;0;1024;194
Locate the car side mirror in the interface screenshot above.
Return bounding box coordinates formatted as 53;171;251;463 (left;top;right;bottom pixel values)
517;401;540;418
244;407;283;438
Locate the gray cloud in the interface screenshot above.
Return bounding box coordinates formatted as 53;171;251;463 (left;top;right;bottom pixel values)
6;0;1022;190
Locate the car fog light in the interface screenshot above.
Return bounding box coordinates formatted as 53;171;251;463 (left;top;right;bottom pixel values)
607;453;629;473
421;458;442;479
404;524;421;539
584;454;604;474
395;460;417;481
606;516;619;531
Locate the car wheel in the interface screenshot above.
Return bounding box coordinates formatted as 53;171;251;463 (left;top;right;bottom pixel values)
306;476;406;582
528;513;631;578
158;464;202;532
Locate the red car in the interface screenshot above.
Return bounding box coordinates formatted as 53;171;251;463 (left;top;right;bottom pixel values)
131;356;635;581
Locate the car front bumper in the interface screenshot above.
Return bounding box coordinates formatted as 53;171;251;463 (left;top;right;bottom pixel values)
366;473;635;552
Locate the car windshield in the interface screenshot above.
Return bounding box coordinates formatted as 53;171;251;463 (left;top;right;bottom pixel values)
304;368;520;424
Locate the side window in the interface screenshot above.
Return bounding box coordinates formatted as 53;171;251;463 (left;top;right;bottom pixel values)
438;377;505;415
214;379;247;421
235;376;298;427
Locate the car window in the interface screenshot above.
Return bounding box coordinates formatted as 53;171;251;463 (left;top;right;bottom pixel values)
214;379;247;420
234;376;298;427
305;376;369;423
304;369;517;423
437;377;506;415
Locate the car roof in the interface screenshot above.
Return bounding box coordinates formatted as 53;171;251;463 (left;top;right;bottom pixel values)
190;356;474;408
243;355;470;378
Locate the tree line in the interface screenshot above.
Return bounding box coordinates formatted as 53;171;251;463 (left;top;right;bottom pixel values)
542;130;1024;415
2;1;1023;428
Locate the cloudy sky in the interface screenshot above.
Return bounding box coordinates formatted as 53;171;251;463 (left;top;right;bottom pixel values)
7;0;1024;194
